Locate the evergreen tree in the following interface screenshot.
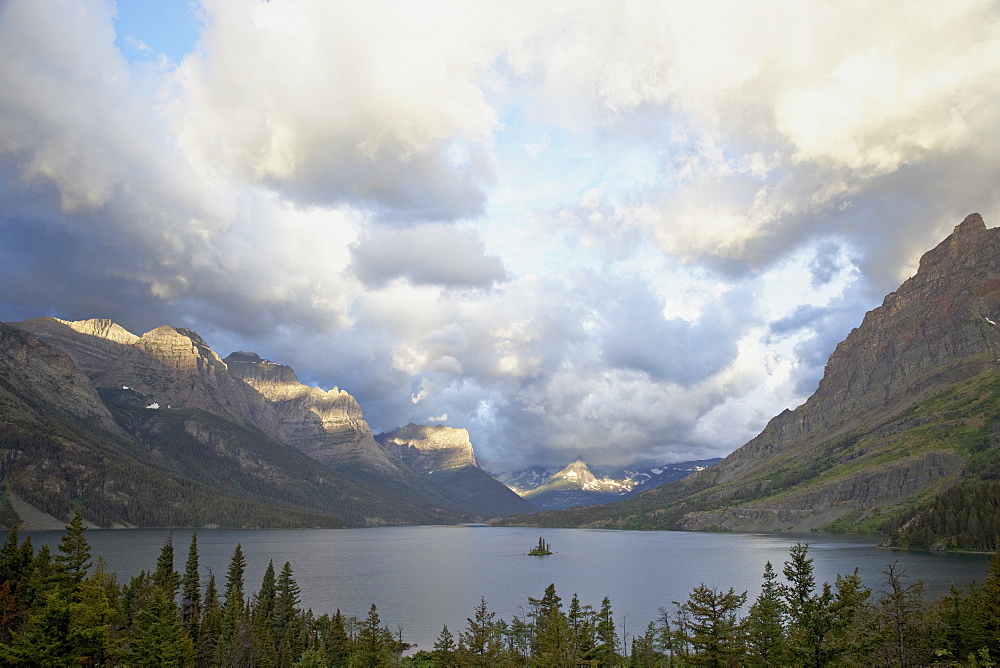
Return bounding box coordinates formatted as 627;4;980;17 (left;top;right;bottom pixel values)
198;573;222;665
458;596;500;666
567;593;596;661
682;583;746;666
253;560;278;666
745;561;786;666
782;542;815;626
529;583;573;666
54;509;91;590
355;603;394;667
152;532;179;608
180;532;201;641
274;560;301;645
215;543;248;664
327;608;352;666
0;529;33;644
976;547;1000;659
432;624;457;666
628;621;661;667
593;595;619;667
123;585;195;666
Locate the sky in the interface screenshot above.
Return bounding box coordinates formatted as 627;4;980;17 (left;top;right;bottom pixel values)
2;1;999;472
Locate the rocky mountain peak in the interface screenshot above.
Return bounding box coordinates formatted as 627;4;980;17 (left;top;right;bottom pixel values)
549;457;598;485
914;212;990;278
60;318;140;345
223;351;300;387
376;422;478;471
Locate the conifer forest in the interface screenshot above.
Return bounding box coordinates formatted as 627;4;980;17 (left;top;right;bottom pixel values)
0;512;998;666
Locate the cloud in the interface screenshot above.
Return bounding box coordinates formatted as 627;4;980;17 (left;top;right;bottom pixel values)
3;0;1000;474
175;0;505;220
349;224;508;288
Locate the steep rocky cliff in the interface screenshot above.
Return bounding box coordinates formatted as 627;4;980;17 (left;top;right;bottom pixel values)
223;351;413;477
16;318;277;431
0;322;124;436
500;214;1000;540
375;422;478;471
374;422;537;517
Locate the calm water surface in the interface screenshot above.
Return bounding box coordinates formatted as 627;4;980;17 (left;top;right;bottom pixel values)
16;526;991;652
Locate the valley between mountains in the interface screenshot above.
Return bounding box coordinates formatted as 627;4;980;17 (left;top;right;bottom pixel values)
1;214;999;551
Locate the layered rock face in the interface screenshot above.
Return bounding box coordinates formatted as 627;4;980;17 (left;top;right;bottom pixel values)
16;319;408;477
0;323;123;436
712;214;1000;487
376;422;478;471
15;318;277;431
223;352;409;475
669;214;1000;530
511;214;1000;532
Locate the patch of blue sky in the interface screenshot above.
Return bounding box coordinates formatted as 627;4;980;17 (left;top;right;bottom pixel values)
113;0;201;65
482;107;671;281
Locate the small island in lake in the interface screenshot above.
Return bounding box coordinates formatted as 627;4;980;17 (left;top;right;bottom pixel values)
528;536;553;556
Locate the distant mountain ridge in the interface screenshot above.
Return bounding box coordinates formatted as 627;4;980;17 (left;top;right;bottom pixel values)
493;457;721;510
496;214;1000;551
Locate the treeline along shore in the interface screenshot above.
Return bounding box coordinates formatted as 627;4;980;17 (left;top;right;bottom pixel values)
0;512;998;666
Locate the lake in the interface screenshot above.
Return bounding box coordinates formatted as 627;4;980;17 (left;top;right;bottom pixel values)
14;525;992;653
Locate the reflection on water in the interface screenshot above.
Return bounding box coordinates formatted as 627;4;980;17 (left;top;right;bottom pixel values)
12;526;991;652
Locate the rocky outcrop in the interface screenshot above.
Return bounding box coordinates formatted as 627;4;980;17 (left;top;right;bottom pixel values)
223;352;410;476
0;322;123;436
375;422;478;471
15;318;277;431
507;214;1000;534
707;214;1000;487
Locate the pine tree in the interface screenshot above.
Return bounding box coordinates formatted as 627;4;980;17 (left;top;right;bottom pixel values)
274;560;301;644
568;593;596;661
593;595;619;667
977;547;1000;657
180;532;201;641
326;608;351;666
253;560;278;665
355;603;393;667
152;532;179;608
459;596;500;666
683;583;746;666
529;583;573;666
745;561;786;666
433;624;457;666
54;509;91;590
196;572;221;665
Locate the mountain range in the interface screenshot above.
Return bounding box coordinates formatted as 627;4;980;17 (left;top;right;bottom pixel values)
494;214;1000;551
3;213;998;550
493;457;721;510
0;317;533;528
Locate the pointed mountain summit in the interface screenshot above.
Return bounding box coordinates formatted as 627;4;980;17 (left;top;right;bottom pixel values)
548;457;599;487
520;456;632;510
502;214;1000;550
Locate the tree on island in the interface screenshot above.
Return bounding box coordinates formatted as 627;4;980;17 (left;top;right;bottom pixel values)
528;537;552;556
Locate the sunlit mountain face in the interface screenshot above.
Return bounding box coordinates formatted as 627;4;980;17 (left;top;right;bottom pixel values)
492;457;721;510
